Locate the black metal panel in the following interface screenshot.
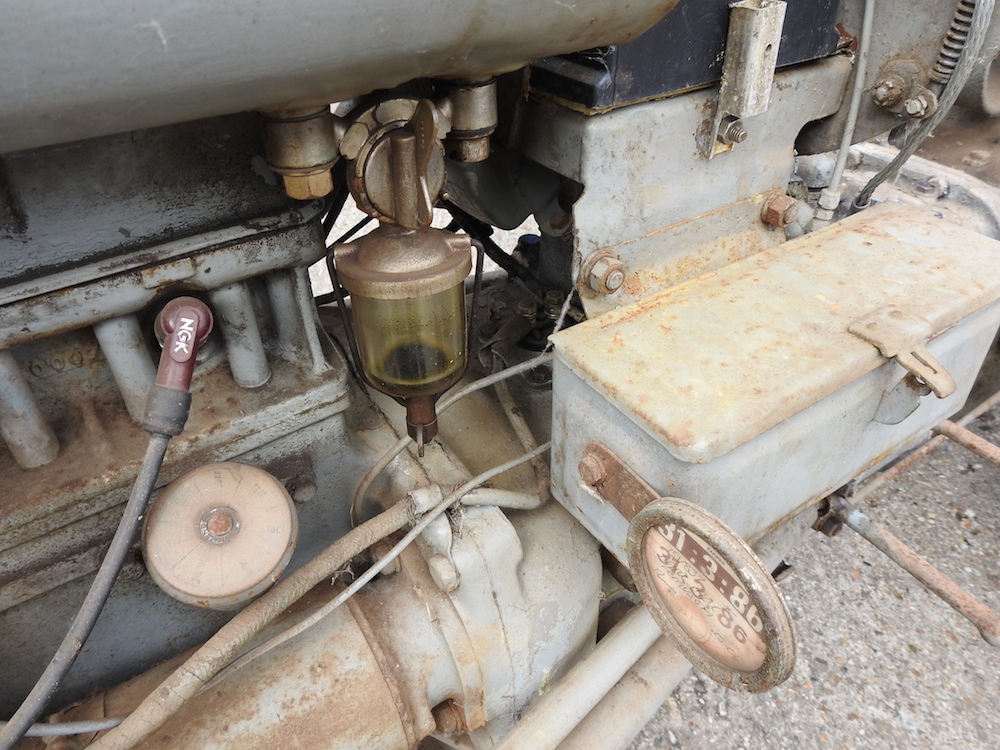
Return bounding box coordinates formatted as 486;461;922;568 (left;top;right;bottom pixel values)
531;0;844;111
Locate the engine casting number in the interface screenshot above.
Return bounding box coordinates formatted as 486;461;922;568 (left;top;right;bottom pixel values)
627;498;796;692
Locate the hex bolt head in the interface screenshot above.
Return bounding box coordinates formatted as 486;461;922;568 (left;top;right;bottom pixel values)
516;298;538;319
579;454;608;486
290;482;318;504
872;76;905;108
585;254;627;294
814;515;844;538
904;97;926;117
761;193;799;228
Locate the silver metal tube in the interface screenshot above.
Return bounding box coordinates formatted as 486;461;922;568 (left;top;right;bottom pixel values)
0;350;59;468
92;315;157;422
208;282;271;388
557;637;691;750
494;606;663;750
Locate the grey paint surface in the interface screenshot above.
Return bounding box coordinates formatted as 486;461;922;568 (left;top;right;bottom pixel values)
0;0;677;153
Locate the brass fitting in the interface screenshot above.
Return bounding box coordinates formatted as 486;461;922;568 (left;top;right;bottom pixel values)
260;107;342;200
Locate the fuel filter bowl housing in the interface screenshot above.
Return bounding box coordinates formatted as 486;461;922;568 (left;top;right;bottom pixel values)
334;224;472;441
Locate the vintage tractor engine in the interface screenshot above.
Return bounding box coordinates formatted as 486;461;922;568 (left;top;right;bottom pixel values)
1;1;999;748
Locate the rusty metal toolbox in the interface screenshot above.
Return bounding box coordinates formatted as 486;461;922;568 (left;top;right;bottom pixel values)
550;203;1000;563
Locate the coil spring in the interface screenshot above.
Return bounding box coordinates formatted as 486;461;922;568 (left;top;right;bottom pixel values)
931;0;977;85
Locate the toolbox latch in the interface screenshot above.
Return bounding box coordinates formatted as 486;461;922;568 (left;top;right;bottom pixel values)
848;307;956;399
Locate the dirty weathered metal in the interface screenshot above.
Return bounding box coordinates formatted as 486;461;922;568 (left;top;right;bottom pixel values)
0;0;681;153
707;0;787;157
848;306;957;399
579;443;657;521
520;56;852;318
550;202;1000;563
0;350;60;469
556;203;1000;466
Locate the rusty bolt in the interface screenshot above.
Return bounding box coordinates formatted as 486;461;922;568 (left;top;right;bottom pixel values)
516;298;538;320
433;702;466;734
761;193;799;228
583;253;626;295
579;454;607;486
200;507;240;543
872;76;905;108
544;289;566;319
719;119;748;146
813;515;844;538
206;511;234;537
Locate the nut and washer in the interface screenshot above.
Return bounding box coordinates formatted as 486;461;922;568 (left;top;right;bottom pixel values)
872;76;905;108
584;254;626;294
902;90;937;120
904;97;926;116
719;119;748;146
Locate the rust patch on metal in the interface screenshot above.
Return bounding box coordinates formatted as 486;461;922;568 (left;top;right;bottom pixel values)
580;442;657;521
835;22;858;53
345;595;422;748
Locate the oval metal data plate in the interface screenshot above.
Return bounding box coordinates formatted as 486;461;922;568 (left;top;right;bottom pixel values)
626;497;795;692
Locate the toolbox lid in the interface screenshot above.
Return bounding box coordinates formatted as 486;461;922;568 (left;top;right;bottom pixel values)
553;203;1000;463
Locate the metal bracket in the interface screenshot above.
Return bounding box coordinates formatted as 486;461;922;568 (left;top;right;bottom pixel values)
578;442;658;521
704;0;786;159
848;306;956;398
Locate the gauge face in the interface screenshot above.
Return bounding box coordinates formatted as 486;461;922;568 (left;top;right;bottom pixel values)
142;462;298;610
627;498;795;692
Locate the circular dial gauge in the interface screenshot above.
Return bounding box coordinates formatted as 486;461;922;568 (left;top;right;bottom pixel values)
142;462;298;610
627;498;796;692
